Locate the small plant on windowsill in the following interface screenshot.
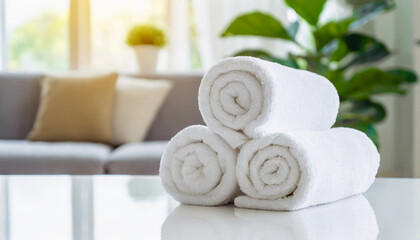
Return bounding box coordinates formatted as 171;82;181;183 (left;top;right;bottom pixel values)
220;0;417;147
126;24;167;72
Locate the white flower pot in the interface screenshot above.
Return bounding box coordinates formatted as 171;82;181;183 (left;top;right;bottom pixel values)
133;45;161;72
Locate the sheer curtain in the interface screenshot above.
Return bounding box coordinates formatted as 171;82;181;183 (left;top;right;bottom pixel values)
192;0;293;70
167;0;190;71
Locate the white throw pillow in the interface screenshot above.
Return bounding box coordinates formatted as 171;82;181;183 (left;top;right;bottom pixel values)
112;77;172;145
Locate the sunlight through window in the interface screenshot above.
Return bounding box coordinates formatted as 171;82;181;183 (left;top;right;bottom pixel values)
6;0;69;70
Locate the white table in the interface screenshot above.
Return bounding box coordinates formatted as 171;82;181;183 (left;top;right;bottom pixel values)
0;176;418;239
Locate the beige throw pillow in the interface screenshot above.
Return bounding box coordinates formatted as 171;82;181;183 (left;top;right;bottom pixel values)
112;77;172;145
27;73;118;143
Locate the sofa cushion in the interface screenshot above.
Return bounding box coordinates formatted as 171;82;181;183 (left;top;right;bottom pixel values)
112;77;172;145
106;141;168;175
128;73;204;141
0;140;110;174
0;73;44;139
27;73;118;143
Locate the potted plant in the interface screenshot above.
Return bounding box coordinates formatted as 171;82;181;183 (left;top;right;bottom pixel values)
221;0;417;147
126;24;166;72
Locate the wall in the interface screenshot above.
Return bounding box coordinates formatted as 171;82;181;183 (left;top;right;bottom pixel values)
369;0;414;177
412;0;420;177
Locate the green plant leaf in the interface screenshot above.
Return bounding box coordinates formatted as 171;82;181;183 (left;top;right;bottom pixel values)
350;0;395;29
221;12;292;40
285;0;327;26
233;49;299;68
344;33;380;51
234;49;272;59
342;33;390;68
314;18;354;51
301;55;329;74
287;21;300;40
340;68;417;99
339;99;386;123
387;69;417;83
325;70;346;92
272;58;300;69
330;39;349;62
345;43;389;67
320;39;339;55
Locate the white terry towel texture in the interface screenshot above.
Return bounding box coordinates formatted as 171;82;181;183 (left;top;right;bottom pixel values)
198;56;339;149
235;127;380;211
160;125;239;206
234;195;378;240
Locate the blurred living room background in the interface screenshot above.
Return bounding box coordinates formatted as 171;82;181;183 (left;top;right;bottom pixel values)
0;0;420;178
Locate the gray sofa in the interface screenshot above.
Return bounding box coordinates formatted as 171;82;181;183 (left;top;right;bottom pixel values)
0;72;204;174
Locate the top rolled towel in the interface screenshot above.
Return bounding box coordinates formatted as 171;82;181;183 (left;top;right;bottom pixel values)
198;56;339;149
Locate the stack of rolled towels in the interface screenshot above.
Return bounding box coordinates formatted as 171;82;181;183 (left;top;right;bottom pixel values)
159;56;380;211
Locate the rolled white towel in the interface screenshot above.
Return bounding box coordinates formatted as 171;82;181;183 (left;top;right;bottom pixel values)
235;128;380;211
160;125;239;206
235;195;378;240
198;56;339;149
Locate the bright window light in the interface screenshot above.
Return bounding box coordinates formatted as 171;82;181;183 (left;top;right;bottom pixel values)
6;0;69;70
90;0;167;71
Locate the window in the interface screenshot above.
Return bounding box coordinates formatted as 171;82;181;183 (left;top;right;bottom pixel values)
0;0;201;72
90;0;167;71
5;0;69;71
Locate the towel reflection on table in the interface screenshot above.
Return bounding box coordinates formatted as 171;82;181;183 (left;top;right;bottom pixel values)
161;195;378;240
161;205;238;240
235;195;378;240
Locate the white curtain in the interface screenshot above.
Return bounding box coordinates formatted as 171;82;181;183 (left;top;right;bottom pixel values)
192;0;293;70
167;0;190;71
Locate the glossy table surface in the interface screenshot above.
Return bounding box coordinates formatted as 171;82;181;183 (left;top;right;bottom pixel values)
0;176;418;240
